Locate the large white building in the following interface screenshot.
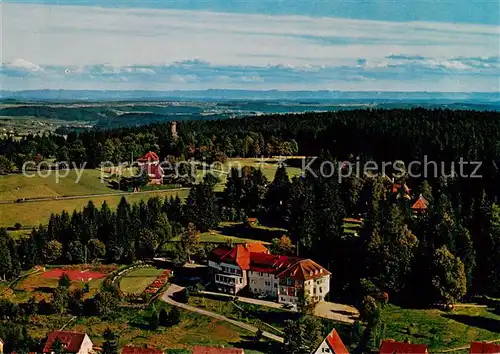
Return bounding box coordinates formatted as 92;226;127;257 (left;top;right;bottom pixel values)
208;243;331;306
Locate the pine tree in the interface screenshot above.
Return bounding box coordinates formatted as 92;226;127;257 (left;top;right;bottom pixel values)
0;228;13;281
102;328;119;354
430;246;467;304
265;165;291;223
180;223;200;262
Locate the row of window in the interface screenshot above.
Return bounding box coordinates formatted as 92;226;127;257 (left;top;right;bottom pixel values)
221;266;240;275
215;274;242;285
250;279;277;287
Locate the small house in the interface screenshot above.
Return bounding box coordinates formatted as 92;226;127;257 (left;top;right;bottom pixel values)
43;331;93;354
245;217;259;227
0;337;4;354
469;341;500;353
411;194;429;214
121;346;164;354
379;340;428;354
192;346;244;354
313;328;349;354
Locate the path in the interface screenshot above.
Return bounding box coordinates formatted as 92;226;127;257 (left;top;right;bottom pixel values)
161;284;284;343
200;290;359;324
0;187;189;205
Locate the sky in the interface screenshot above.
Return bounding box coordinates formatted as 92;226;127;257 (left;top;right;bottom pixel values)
1;0;499;92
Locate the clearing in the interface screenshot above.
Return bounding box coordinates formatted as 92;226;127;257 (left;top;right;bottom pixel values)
381;303;500;351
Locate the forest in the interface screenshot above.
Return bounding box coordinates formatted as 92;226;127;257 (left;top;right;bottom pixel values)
1;108;500;352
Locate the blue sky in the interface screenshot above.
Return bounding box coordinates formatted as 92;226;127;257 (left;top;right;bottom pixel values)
2;0;499;91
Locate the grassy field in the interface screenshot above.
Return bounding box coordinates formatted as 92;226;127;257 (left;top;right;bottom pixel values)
120;267;165;294
0;189;189;228
170;222;280;244
0;169;116;201
381;304;500;351
0;157;302;228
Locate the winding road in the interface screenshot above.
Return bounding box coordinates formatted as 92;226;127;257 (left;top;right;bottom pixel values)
161;284;284;343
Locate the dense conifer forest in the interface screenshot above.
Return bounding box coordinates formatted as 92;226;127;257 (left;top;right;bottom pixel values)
1;108;500;352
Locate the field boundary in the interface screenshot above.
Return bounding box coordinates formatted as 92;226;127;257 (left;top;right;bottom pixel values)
0;187;189;205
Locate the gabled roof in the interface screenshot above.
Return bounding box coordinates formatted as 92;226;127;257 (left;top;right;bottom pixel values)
193;346;244;354
277;259;330;281
379;340;428;354
43;331;88;353
213;243;268;270
122;346;164;354
137;151;159;162
249;253;298;274
245;242;269;254
411;195;429;210
469;342;500;353
0;337;3;344
323;329;349;354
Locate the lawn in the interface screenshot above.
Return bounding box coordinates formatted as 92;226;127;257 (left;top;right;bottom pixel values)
120;267;165;294
381;304;500;351
171;222;280;244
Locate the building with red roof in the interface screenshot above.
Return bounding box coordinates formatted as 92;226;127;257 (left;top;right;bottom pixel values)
411;195;429;213
137;151;164;185
469;342;500;353
192;346;244;354
42;331;93;354
0;337;4;354
121;346;164;354
137;151;159;163
379;340;428;354
313;328;349;354
209;242;330;306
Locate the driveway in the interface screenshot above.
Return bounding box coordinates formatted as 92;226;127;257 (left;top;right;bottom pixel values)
201;290;359;324
314;301;359;324
161;284;284;343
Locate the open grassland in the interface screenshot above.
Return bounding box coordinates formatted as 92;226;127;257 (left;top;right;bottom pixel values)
120;267;165;294
0;169;114;201
382;304;500;351
0;157;302;228
0;189;189;228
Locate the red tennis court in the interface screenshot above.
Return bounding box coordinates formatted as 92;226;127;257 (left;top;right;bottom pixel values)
42;268;107;282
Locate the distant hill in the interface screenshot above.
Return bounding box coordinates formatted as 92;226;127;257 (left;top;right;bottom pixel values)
1;89;499;105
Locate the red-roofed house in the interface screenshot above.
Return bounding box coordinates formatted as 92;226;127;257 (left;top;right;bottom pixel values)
42;331;93;354
313;328;349;354
137;151;164;185
379;340;428;354
121;346;164;354
137;151;160;163
469;342;500;353
192;345;244;354
209;243;331;306
411;195;429;214
0;337;4;354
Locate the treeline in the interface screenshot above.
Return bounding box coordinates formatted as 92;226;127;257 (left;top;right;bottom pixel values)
3;161;500;306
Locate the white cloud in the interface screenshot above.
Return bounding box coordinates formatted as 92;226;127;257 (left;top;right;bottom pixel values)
5;58;44;72
1;3;499;91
